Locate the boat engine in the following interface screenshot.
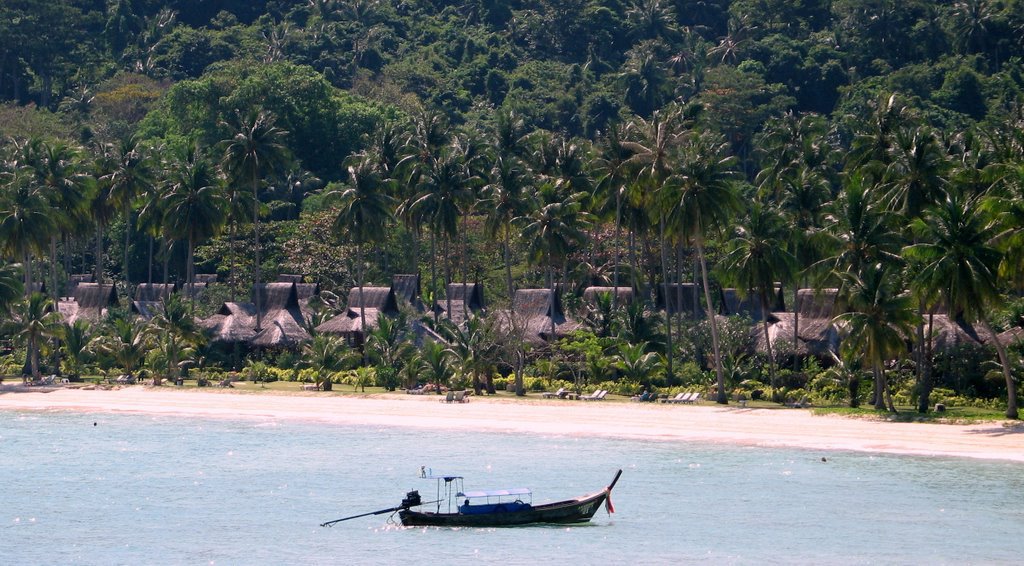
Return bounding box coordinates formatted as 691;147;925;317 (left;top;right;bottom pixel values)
401;490;422;508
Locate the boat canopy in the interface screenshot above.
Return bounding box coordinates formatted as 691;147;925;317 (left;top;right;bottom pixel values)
461;488;531;499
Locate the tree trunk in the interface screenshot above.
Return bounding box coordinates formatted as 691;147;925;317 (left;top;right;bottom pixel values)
147;235;154;285
187;237;196;317
548;263;556;340
918;311;935;414
253;174;262;332
444;237;452;320
229;194;237;302
430;231;437;322
793;288;800;373
503;229;514;305
658;216;673;380
760;291;775;387
357;243;366;365
612;188;622;309
980;316;1018;419
123;202;132;287
95;225;103;284
697;243;726;404
49;236;58;300
873;363;886;410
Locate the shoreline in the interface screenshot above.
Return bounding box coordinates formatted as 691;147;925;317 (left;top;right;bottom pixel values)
2;386;1023;463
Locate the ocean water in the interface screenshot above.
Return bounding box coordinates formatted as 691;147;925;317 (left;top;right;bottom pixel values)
1;410;1021;565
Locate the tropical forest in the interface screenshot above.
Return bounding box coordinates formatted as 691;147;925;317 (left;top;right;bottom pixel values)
2;0;1024;419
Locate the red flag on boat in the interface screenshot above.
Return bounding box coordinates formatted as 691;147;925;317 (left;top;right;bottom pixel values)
605;492;615;514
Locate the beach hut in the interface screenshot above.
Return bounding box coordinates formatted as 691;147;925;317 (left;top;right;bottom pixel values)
315;286;400;346
758;288;841;358
499;288;580;344
719;286;784;321
582;286;634;306
65;274;94;295
200;282;311;348
655;283;705;318
276;274;320;306
58;282;119;324
435;282;485;324
391;274;425;311
131;283;176;320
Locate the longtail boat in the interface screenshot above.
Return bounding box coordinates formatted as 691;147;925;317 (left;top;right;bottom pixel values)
321;468;622;528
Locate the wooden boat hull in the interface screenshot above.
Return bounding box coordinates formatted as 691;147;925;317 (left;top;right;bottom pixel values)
399;490;609;527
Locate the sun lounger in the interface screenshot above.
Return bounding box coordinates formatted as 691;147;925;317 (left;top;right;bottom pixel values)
454;390;469;403
786;396;809;408
542;387;566;399
441;391;455;403
582;389;607;401
684;392;701;404
660;392;685;403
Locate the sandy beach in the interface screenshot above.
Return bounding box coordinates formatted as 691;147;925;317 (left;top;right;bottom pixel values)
2;385;1023;462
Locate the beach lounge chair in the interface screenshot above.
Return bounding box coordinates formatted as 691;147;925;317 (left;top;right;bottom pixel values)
441;391;455;403
787;396;809;408
661;392;685;404
543;387;566;399
579;389;602;401
454;390;469;403
684;392;701;404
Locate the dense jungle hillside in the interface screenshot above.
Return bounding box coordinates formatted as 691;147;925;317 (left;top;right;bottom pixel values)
1;1;1024;416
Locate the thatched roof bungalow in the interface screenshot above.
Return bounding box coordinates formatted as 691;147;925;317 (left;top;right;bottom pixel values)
435;283;485;324
719;286;785;321
757;289;841;358
921;315;985;350
58;283;118;324
498;288;580;344
200;282;311;348
391;274;424;311
315;286;399;345
66;274;94;295
582;286;634;305
655;283;705;318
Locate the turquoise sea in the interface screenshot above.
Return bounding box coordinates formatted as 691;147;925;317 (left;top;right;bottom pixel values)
1;409;1021;565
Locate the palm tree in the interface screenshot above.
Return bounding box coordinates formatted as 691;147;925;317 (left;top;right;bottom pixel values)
0;168;58;294
0;262;23;314
719;201;797;387
419;340;452;394
329;153;394;336
614;341;664;388
592;124;636;308
162;148;228;314
7;293;61;379
833;267;918;411
220;110;292;331
520;183;589;338
409;147;476;317
905;190;1017;419
148;296;204;385
303;333;350;391
482;155;533;304
33;141;91;298
625;108;686;379
667;132;741;404
101;135;153;287
93;317;149;381
59;319;91;380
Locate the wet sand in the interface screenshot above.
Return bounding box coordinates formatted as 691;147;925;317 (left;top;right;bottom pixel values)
2;385;1022;462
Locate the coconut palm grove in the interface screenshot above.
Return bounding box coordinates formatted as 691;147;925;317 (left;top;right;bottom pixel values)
1;1;1024;418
